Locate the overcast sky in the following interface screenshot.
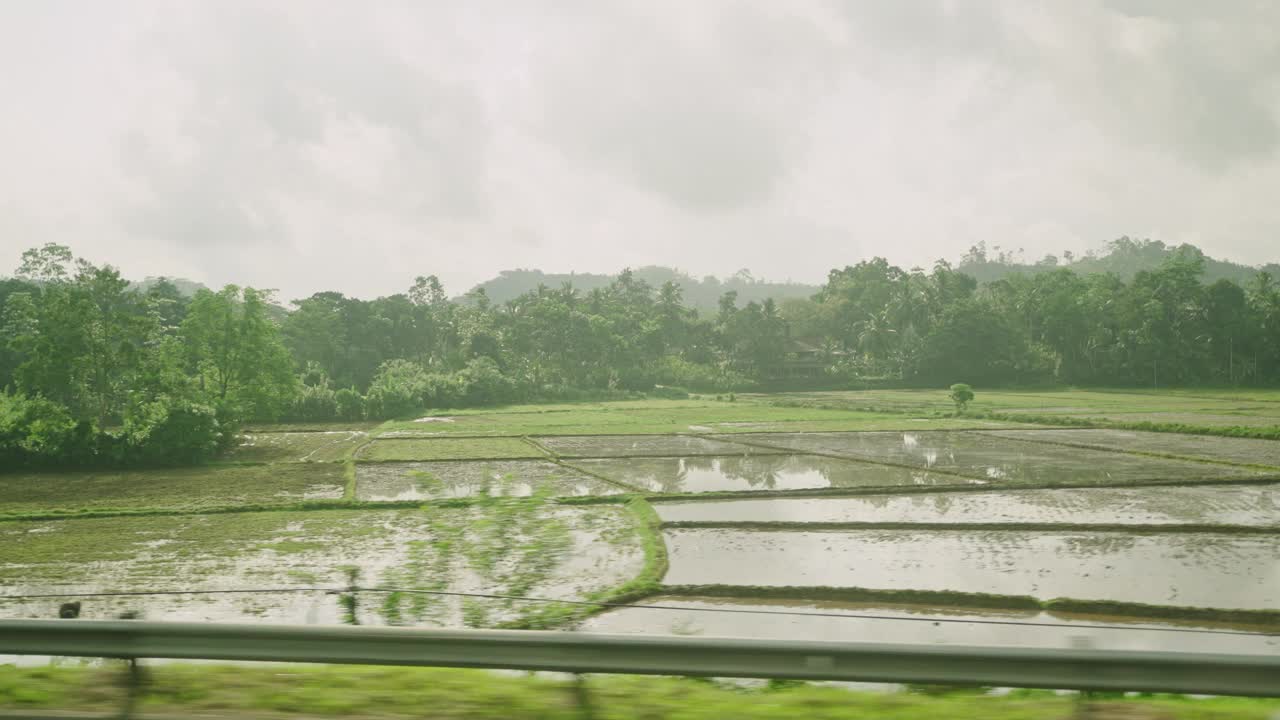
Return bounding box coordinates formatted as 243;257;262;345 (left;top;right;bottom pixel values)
2;1;1278;301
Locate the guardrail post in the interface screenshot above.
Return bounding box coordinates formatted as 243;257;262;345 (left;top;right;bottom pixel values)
117;657;144;720
569;674;596;720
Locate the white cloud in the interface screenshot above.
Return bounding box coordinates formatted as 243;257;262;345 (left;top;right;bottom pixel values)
0;0;1277;301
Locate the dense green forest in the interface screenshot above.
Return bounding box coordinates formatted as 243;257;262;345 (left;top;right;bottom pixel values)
3;240;1279;470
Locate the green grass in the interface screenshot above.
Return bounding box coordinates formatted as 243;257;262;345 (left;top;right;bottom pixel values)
357;437;544;461
1;665;1276;718
755;388;1280;418
0;463;346;515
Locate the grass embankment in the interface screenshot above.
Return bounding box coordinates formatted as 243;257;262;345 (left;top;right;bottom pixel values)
756;388;1280;440
503;498;668;630
2;665;1276;719
659;585;1280;628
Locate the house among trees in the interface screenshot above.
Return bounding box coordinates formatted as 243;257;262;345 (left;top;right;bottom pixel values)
771;337;841;379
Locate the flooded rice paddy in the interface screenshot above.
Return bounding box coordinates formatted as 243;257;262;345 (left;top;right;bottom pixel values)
355;460;626;500
714;431;1268;485
4;418;1279;651
978;429;1280;468
663;528;1280;609
534;434;784;458
0;463;345;515
0;505;642;628
654;484;1280;526
225;431;367;463
575;455;970;494
357;437;541;462
582;596;1279;655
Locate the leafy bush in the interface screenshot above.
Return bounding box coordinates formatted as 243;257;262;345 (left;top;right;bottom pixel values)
654;357;757;393
365;360;432;419
334;388;365;421
123;399;226;466
292;383;338;422
460;357;524;406
0;392;229;470
0;392;94;470
949;383;974;412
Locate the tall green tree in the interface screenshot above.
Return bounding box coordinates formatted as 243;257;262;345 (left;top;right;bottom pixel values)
181;285;297;420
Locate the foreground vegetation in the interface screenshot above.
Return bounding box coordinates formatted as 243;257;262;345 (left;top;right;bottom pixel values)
1;664;1276;719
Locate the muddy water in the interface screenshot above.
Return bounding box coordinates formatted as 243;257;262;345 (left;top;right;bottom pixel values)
664;529;1280;609
979;429;1280;468
582;596;1279;655
355;460;625;500
574;456;970;494
717;432;1266;485
655;484;1280;525
536;434;785;458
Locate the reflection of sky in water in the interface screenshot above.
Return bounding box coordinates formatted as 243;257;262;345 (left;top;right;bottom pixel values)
721;431;1266;485
664;529;1280;609
356;461;621;500
576;455;969;493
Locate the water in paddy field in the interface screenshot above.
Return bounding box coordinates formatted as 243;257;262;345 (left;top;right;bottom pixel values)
654;484;1280;525
534;434;785;458
571;455;971;493
717;431;1269;485
581;596;1280;655
977;428;1280;468
355;460;625;500
663;529;1280;609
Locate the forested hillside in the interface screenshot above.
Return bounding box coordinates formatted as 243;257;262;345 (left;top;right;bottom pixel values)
957;236;1280;285
464;266;818;313
3;240;1280;470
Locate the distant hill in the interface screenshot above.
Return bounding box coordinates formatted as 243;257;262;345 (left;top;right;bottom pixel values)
130;276;209;297
462;266;820;314
957;237;1280;285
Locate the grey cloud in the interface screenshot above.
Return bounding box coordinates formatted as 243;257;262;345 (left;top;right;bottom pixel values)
119;2;493;266
837;1;1280;171
1;0;1278;301
526;4;837;211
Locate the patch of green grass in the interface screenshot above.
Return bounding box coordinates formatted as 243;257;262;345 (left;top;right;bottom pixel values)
0;463;346;515
1;665;1276;718
357;437;543;461
757;388;1280;417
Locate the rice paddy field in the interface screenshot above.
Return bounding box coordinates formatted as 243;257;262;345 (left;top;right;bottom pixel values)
3;389;1279;664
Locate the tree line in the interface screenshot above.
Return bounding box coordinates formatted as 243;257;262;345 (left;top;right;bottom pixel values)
3;241;1279;470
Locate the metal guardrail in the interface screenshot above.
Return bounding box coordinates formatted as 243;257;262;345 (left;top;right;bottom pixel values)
2;620;1278;697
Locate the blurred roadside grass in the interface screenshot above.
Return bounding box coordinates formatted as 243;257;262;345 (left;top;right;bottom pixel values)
1;664;1277;719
